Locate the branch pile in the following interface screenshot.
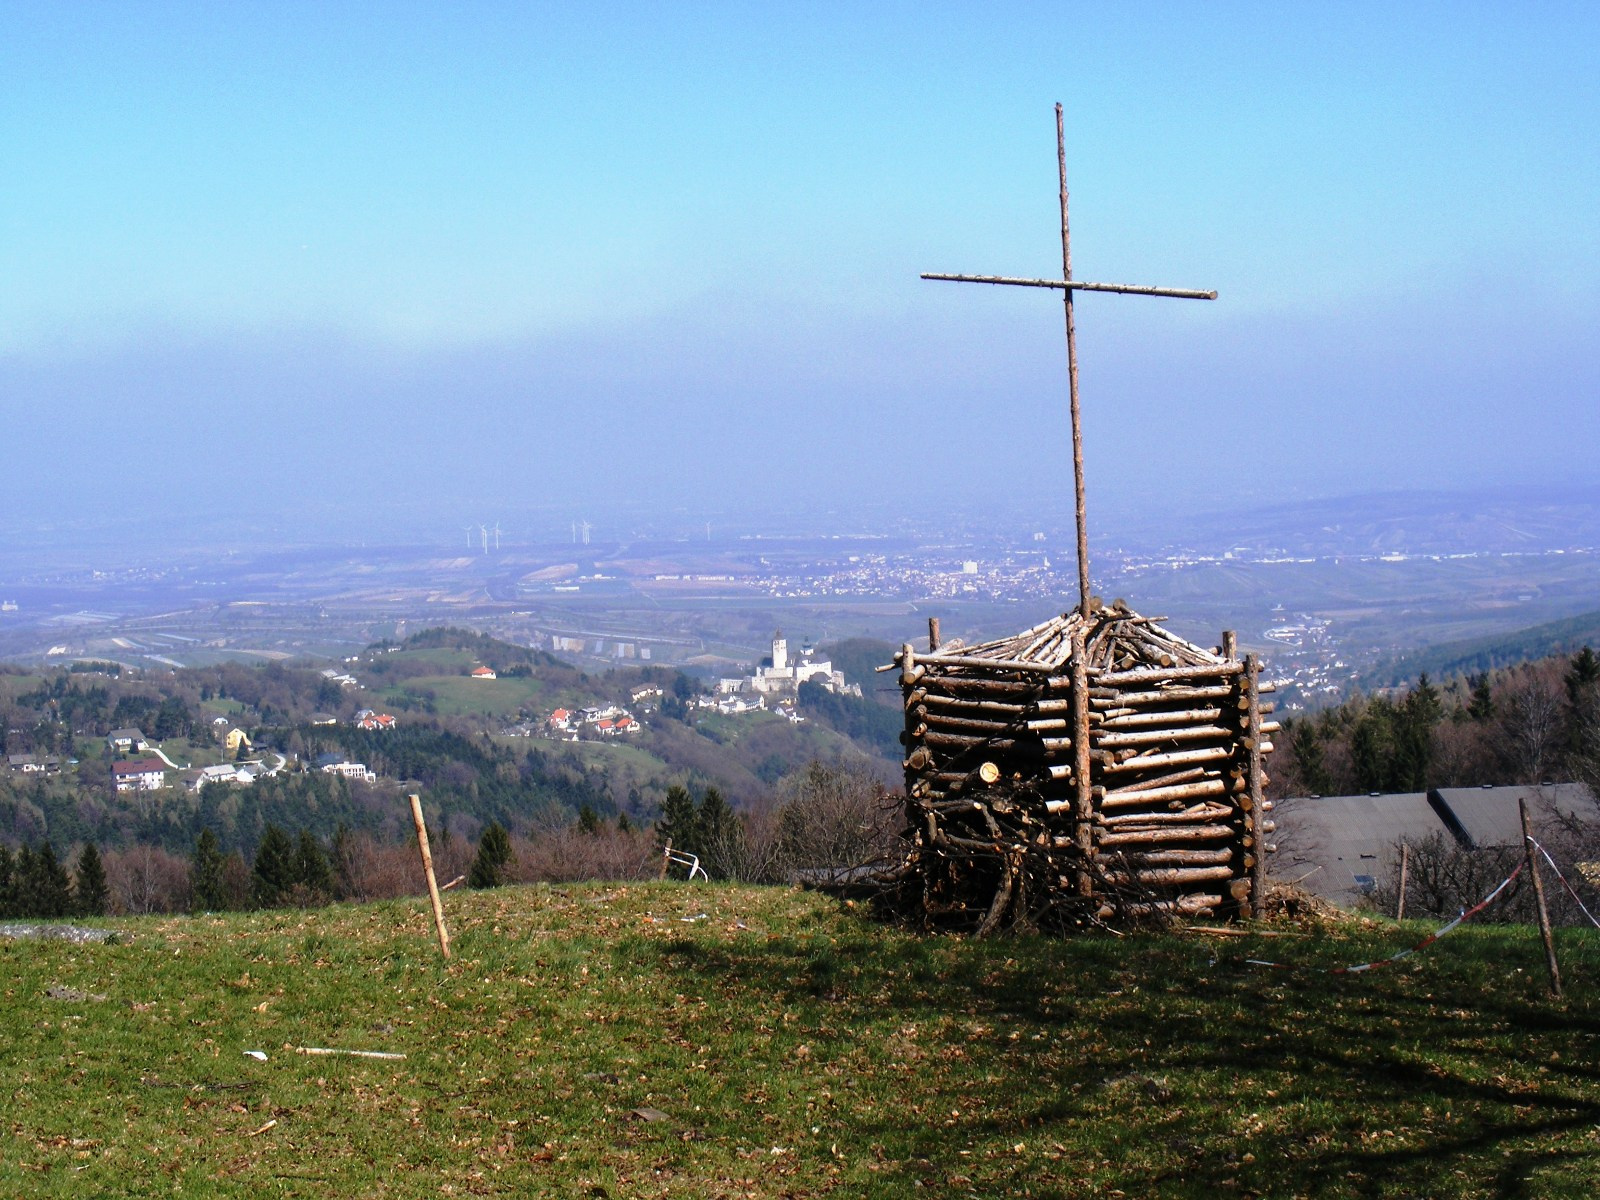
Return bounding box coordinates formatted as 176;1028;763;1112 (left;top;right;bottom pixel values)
880;602;1277;932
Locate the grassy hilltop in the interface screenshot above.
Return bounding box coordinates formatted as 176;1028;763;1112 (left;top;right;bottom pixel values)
4;885;1600;1198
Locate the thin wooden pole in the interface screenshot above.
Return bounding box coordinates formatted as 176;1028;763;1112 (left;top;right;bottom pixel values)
1396;842;1410;921
1244;655;1266;917
1057;102;1091;619
409;794;451;960
928;617;941;652
1519;797;1562;998
1070;626;1093;896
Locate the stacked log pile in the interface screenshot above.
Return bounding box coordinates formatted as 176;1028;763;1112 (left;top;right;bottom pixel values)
883;601;1277;932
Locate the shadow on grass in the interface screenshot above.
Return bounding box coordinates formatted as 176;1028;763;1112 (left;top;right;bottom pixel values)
635;918;1600;1197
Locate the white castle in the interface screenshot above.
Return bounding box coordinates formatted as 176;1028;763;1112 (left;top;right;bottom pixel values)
718;630;861;698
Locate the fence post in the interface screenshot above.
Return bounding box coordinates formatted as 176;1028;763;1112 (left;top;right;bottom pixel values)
1519;797;1561;998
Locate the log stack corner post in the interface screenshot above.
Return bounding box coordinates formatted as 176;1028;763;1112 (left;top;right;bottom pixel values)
889;603;1276;932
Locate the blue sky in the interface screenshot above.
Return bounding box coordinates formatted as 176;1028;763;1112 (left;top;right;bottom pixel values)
2;3;1597;536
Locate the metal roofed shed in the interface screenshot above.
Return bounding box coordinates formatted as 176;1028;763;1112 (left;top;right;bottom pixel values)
1276;784;1600;907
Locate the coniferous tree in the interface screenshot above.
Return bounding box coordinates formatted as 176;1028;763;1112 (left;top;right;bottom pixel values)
696;787;743;880
0;844;15;919
28;842;73;918
192;830;227;912
468;822;514;889
577;804;602;835
251;825;297;909
616;810;634;834
655;784;699;856
73;842;109;917
1467;675;1495;722
293;830;332;902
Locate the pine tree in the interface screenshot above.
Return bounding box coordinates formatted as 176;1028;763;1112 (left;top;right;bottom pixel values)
293;830;332;902
468;823;514;889
0;844;15;919
1290;720;1332;796
577;804;602;835
28;842;73;919
696;787;743;880
192;829;227;912
73;842;109;917
616;810;634;834
251;825;297;909
1467;675;1495;722
655;785;699;856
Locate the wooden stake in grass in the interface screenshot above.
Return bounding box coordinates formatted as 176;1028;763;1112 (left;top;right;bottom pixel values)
1519;797;1561;998
1396;842;1410;921
409;794;451;960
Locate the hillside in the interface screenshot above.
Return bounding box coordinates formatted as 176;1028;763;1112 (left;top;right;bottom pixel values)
4;883;1599;1197
1366;608;1600;689
0;628;899;857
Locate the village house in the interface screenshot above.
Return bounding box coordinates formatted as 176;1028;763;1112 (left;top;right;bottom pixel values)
7;752;42;773
630;684;664;703
315;752;376;782
356;712;397;731
470;665;497;680
223;727;252;754
308;712;339;726
193;763;254;790
112;758;166;792
107;728;148;753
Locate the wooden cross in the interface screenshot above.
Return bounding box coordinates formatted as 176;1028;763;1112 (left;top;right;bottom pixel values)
923;104;1215;619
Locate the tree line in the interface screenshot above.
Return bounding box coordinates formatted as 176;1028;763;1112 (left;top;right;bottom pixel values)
1270;647;1600;799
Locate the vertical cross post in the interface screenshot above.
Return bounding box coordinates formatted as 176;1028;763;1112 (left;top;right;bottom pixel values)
922;105;1215;618
1056;104;1091;619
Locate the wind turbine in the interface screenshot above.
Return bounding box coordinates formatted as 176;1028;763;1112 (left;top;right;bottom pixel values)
492;522;502;551
463;525;475;550
479;524;489;553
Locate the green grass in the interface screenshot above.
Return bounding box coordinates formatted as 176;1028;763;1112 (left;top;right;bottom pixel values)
380;674;548;718
4;887;1600;1197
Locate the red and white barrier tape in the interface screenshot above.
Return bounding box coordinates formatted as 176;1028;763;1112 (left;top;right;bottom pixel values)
1529;836;1600;931
1243;862;1525;974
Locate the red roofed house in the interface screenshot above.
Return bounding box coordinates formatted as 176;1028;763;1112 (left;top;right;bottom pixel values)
357;713;397;731
470;666;497;680
112;758;167;793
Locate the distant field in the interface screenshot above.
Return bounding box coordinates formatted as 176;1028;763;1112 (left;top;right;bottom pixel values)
381;673;547;718
3;885;1598;1197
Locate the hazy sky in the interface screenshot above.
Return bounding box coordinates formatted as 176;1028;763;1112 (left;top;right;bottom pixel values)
3;3;1597;539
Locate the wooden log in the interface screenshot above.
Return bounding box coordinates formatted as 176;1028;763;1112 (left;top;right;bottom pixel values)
1103;766;1210;794
918;676;1044;697
1091;684;1236;706
1099;893;1223;919
1097;801;1235;827
1096;779;1235;809
1094;662;1243;686
1113;848;1234;867
923;713;1025;735
1095;724;1236;748
1025;717;1071;732
1098;706;1223;729
928;617;941;652
1102;864;1238;886
919;651;1058;673
921;694;1032;716
1101;746;1232;774
1090;824;1235;848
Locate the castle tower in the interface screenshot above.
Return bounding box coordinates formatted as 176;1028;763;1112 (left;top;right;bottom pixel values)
771;630;787;671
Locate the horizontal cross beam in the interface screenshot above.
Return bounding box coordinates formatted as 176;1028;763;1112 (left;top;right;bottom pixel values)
922;272;1216;301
